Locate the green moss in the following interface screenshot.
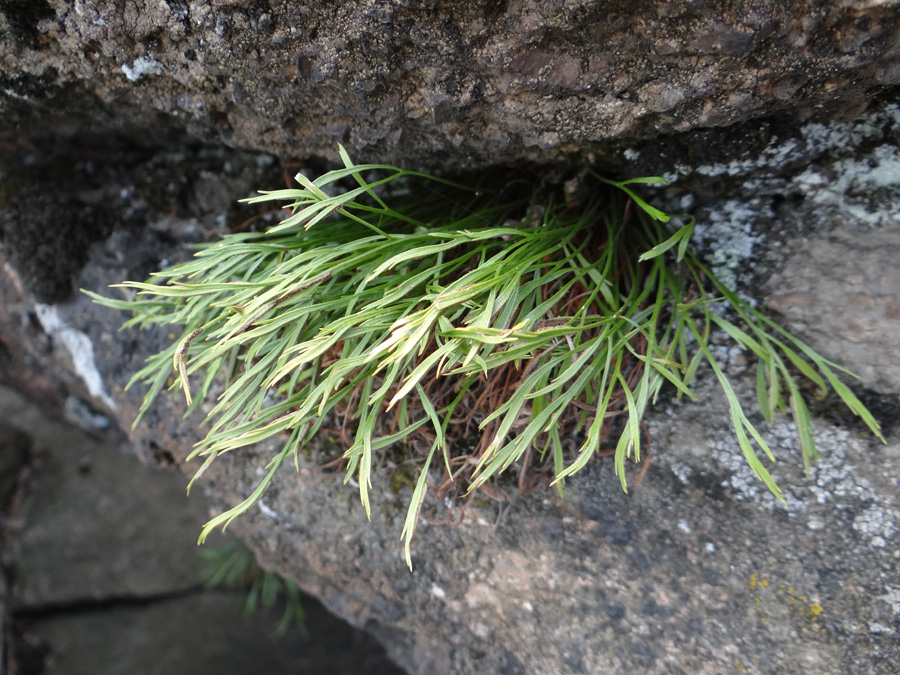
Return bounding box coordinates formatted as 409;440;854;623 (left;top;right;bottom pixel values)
390;466;417;495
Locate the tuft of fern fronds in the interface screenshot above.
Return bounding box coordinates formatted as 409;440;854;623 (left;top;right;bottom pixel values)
85;146;883;569
198;539;306;636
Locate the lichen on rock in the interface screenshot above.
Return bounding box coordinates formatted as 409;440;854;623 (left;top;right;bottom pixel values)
2;1;899;168
2;2;900;673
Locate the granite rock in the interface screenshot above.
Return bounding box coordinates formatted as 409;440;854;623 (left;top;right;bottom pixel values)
1;1;899;169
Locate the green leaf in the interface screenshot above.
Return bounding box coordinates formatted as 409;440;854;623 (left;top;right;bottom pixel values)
594;175;671;222
84;150;884;564
674;217;695;262
401;431;438;570
756;359;774;424
788;379;818;474
617;176;669;185
198;444;292;543
638;222;694;262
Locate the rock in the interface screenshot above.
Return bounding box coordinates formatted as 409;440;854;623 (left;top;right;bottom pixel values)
0;383;405;675
0;101;897;671
21;592;404;675
0;384;216;608
1;1;899;169
658;100;900;396
2;6;900;670
766;227;900;396
0;423;29;510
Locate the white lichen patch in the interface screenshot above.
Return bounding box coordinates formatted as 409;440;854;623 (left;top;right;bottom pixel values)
697;415;898;550
34;304;116;411
669;103;900;280
852;506;899;548
691;198;764;290
122;56;163;82
694;138;800;177
258;499;279;519
702;420;799;510
793;143;900;226
800;104;900;154
878;588;900;615
667;460;694;484
687;103;900;183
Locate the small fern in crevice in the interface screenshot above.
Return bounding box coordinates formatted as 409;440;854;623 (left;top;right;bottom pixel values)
85;146;883;568
198;539;306;636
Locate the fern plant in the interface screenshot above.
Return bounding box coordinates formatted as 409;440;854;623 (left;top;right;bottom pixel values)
85;147;883;568
198;539;306;636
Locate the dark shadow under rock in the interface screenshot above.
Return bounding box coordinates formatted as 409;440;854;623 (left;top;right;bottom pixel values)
0;384;406;675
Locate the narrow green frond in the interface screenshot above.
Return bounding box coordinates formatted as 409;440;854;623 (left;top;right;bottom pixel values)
84;148;882;566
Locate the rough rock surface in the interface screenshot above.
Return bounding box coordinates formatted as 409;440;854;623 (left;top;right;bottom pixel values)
1;99;899;672
767;227;900;396
24;592;400;675
2;3;900;671
13;267;900;674
2;1;900;168
667;101;900;397
6;399;215;609
0;384;405;675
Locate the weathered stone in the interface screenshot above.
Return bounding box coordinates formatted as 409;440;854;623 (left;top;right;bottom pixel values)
656;101;900;396
0;383;405;675
0;103;897;671
0;423;28;510
766;228;900;396
1;384;214;608
2;3;900;672
21;588;404;675
1;1;899;169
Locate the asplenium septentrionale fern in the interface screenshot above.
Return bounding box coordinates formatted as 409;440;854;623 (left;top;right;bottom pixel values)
85;146;883;568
